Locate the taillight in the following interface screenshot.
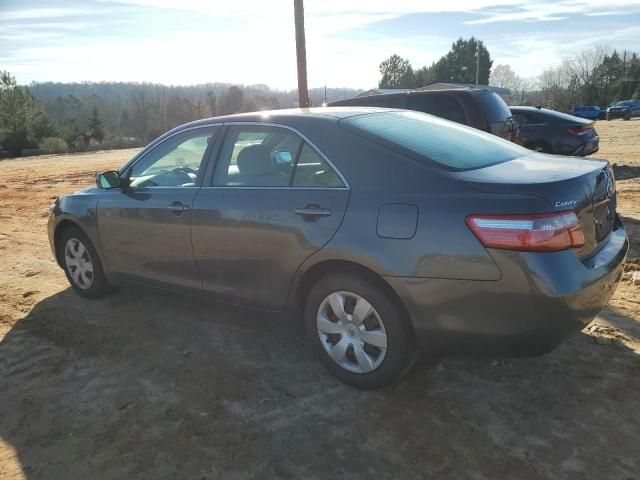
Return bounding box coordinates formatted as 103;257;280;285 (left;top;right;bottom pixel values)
567;126;593;136
466;211;585;252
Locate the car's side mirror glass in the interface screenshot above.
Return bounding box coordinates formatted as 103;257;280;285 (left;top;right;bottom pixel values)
273;151;293;165
96;171;122;189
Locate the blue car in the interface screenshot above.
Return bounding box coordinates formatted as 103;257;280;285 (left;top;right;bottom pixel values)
570;105;605;120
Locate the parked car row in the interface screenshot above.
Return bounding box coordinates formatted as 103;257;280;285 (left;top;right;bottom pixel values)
329;87;600;157
569;101;640;121
606;100;640;120
569;105;605;120
49;97;628;388
329;87;519;142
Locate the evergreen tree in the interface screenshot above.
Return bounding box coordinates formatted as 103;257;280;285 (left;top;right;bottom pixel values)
445;37;492;84
0;71;42;155
87;105;105;142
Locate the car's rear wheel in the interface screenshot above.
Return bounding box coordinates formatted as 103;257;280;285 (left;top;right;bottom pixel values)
59;226;110;298
304;273;415;389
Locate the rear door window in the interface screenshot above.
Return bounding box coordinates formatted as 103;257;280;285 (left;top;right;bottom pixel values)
512;114;528;126
292;144;345;188
212;125;345;188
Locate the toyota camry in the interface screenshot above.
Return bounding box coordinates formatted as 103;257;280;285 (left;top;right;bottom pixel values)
48;108;628;388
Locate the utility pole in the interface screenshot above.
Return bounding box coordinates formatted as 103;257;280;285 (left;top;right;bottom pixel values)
617;50;627;101
475;41;480;85
294;0;309;108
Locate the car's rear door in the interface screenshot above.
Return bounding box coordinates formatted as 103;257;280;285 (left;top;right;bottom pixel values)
97;126;218;291
191;123;350;310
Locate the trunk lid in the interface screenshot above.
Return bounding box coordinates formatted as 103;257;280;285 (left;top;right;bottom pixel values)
456;153;617;257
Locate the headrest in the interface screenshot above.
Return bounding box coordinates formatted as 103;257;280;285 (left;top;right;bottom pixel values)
237;144;273;176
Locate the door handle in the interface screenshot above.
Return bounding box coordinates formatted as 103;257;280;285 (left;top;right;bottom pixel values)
294;206;332;220
166;202;190;214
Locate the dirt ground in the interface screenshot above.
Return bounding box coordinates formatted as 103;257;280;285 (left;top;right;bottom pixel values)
1;120;639;480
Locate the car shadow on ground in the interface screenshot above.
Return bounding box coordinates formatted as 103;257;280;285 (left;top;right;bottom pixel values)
612;164;640;181
1;286;639;480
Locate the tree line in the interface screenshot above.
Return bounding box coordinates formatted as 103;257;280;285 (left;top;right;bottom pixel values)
378;39;640;111
0;74;360;157
378;38;493;89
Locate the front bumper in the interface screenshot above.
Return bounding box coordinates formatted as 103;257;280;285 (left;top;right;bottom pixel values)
606;110;628;120
47;208;58;263
385;220;628;357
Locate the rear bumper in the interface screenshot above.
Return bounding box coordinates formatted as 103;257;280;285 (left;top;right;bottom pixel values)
571;136;599;156
385;220;628;357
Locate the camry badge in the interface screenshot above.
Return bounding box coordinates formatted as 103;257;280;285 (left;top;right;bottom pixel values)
555;200;576;208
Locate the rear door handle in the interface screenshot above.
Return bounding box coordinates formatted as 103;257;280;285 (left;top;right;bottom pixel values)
166;202;190;214
294;206;332;219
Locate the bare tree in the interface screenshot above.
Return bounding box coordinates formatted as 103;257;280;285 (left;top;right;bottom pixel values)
129;92;159;141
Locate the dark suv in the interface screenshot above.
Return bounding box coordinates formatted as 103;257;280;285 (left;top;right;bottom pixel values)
329;87;518;142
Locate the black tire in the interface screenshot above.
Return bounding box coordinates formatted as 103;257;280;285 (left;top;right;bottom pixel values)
58;226;111;298
304;273;416;389
526;142;551;154
623;113;631;121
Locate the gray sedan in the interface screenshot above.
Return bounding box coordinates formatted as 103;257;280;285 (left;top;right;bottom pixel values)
48;108;628;388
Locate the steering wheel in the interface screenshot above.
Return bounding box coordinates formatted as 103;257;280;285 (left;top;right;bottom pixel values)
172;166;197;175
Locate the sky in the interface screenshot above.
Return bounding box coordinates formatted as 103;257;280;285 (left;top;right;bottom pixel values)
1;0;640;89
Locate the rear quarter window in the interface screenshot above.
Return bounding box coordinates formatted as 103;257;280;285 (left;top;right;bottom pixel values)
340;111;529;171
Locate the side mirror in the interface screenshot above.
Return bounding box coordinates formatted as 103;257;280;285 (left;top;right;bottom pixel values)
96;170;122;189
273;151;293;165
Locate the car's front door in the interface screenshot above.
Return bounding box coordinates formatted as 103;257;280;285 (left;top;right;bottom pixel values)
191;124;350;310
98;126;218;290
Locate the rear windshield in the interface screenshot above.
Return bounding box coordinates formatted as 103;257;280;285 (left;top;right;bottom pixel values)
474;91;512;123
340;111;529;171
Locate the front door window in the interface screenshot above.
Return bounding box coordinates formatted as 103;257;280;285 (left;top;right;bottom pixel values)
128;128;215;187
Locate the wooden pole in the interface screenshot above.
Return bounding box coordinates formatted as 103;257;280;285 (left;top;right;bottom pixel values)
617;50;627;101
294;0;309;108
475;42;480;85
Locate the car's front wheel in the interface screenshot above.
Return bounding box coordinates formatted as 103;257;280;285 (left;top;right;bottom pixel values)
58;226;110;298
304;273;416;389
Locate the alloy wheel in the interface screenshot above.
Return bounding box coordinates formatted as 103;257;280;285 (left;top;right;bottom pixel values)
64;237;94;289
316;291;387;374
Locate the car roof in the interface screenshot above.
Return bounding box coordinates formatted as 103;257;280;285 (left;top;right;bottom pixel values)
510;106;590;123
184;107;393;127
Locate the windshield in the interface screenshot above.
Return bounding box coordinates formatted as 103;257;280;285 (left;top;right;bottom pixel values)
340;110;529;171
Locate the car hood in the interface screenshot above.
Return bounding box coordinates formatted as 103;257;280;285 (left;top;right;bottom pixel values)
64;186;101;198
